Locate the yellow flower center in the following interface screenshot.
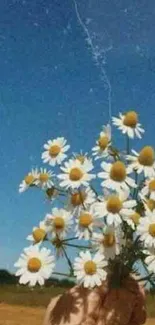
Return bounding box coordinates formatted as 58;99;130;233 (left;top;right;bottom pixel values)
110;161;126;182
123;111;138;128
39;173;49;183
76;155;86;164
69;167;83;181
79;213;92;227
24;174;35;185
149;180;155;192
147;199;155;211
49;145;61;157
138;146;155;166
129;212;140;225
149;224;155;237
98;136;109;151
103;233;115;247
71;191;86;206
106;195;123;213
27;257;42;273
32;228;46;243
53;217;65;230
84;261;97;275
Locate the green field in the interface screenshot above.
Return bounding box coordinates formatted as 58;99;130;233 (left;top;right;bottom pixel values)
0;285;64;307
0;285;155;318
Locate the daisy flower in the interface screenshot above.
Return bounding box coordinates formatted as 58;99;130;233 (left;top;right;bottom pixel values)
92;226;124;260
139;194;155;213
112;110;144;139
75;205;102;240
146;199;155;212
74;154;94;173
73;250;107;288
45;207;73;239
127;146;155;178
14;245;55;286
137;209;155;248
98;160;136;193
94;190;136;227
92;124;111;160
27;221;47;244
19;168;39;193
77;156;94;172
124;211;141;230
72;151;91;165
141;178;155;200
57;159;95;189
35;168;54;189
67;187;96;216
42;137;70;166
144;248;155;274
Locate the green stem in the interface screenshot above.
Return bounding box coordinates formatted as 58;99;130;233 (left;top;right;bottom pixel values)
126;135;130;155
138;273;154;283
59;193;67;197
133;171;138;199
78;189;86;209
54;186;68;194
64;243;92;249
90;185;101;201
142;260;155;288
133;177;145;200
52;271;75;278
63;237;79;242
62;246;74;274
108;145;120;161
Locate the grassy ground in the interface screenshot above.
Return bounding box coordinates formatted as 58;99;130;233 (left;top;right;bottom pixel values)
0;285;155;323
0;285;64;307
0;303;45;325
145;293;155;318
0;303;154;325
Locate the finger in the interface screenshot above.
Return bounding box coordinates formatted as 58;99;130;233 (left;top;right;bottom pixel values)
81;316;98;325
97;288;136;325
129;285;147;325
43;286;87;325
43;295;61;325
81;282;108;325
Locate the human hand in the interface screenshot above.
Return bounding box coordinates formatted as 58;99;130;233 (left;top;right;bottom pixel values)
96;276;146;325
43;276;146;325
43;282;108;325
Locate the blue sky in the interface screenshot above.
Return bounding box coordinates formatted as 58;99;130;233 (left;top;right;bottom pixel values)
0;0;155;274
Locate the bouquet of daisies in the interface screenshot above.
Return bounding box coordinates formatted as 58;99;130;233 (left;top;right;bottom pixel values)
15;110;155;289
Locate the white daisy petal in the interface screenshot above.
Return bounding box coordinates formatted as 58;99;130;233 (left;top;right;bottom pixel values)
92;125;111;160
127;146;155;178
14;245;55;287
112;110;144;139
137;210;155;248
19;168;39;193
98;160;136;194
42;137;70;166
58;159;95;190
45;208;73;239
73;250;107;288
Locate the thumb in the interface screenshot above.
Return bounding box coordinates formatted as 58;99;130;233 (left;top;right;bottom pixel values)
81;282;108;325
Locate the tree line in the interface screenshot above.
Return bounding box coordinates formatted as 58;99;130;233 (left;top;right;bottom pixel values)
0;269;75;287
